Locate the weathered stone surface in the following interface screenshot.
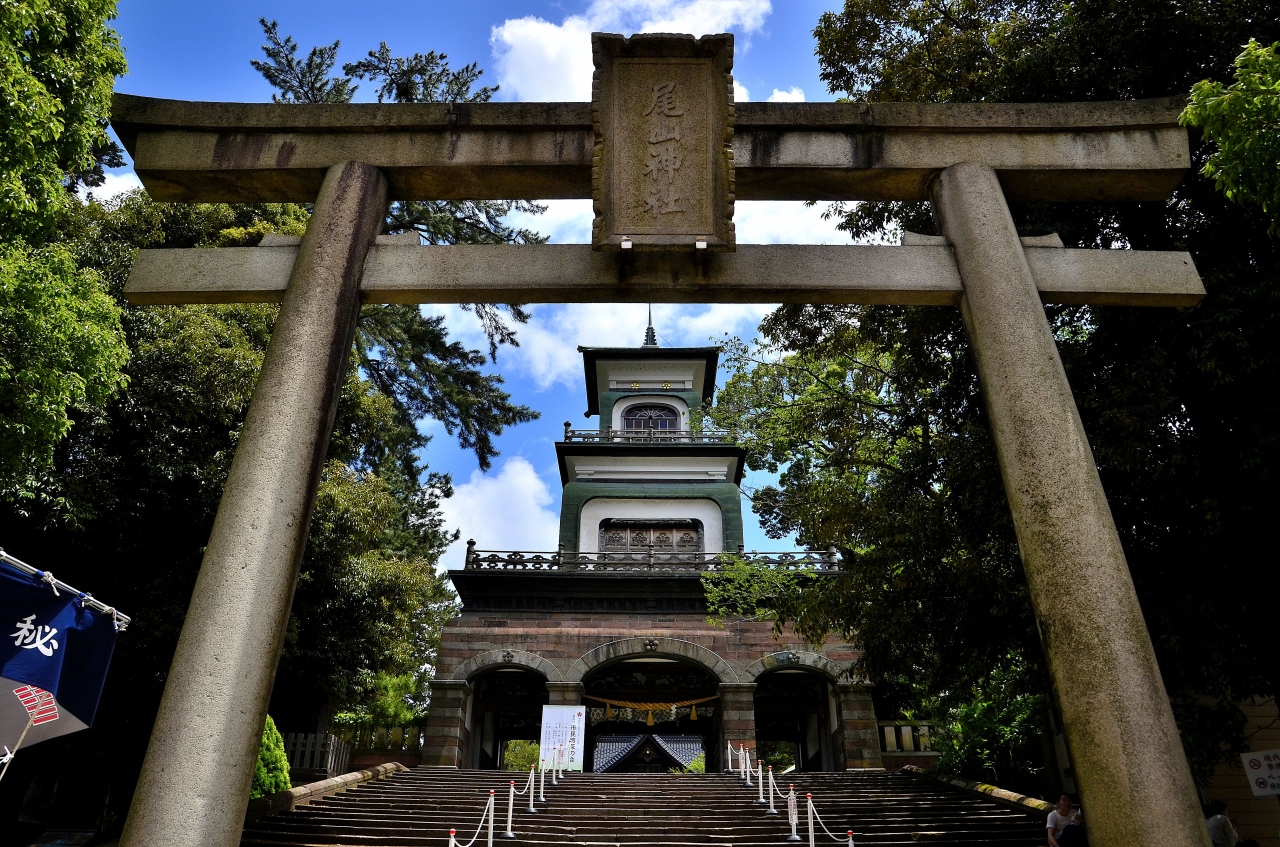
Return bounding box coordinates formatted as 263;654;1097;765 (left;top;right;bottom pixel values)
930;161;1210;847
123;242;1206;308
836;683;883;770
111;92;1188;203
117;161;389;847
591;33;734;251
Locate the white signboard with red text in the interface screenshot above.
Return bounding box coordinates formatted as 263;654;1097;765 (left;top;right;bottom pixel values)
540;705;585;772
1241;749;1280;796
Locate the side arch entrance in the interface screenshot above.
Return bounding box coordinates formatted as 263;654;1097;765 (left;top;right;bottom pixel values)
455;651;555;770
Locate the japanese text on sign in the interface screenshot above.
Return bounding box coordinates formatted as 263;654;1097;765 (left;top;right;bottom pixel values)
643;81;686;218
1241;749;1280;796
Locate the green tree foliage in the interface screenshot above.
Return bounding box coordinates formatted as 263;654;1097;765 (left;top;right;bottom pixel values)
252;18;544;368
0;0;130;492
668;752;707;774
705;0;1280;790
251;715;292;799
503;740;540;772
1182;40;1280;235
0;0;126;241
0;244;127;500
922;662;1050;792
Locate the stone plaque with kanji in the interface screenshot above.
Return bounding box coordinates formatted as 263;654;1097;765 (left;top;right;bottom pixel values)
591;33;735;252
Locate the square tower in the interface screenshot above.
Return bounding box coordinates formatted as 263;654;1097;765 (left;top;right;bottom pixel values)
424;320;882;774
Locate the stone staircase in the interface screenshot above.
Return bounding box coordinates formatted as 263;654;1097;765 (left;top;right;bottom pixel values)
241;768;1047;846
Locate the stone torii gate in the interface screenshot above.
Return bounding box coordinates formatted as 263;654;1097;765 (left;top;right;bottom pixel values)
111;33;1211;847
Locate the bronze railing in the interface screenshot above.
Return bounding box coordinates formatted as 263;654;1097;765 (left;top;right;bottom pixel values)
561;425;734;444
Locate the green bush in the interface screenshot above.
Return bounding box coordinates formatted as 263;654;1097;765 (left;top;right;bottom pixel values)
502;740;540;772
251;715;292;799
669;752;706;774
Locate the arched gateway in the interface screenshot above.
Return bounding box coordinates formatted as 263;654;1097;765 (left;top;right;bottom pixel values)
110;29;1213;847
427;329;879;773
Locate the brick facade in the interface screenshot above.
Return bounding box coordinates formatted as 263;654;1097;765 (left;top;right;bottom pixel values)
423;604;884;771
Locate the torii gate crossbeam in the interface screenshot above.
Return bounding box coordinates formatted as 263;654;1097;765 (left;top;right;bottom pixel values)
110;55;1211;847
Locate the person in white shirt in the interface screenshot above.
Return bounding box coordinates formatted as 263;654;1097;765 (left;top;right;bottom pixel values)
1205;800;1240;847
1047;793;1086;846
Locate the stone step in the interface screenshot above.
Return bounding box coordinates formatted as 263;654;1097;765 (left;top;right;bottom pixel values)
242;769;1046;847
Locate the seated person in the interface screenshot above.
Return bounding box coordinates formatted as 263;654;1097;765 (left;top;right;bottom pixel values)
1205;800;1260;847
1047;793;1086;847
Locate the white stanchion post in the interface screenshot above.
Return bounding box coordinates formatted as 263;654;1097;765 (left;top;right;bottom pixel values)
806;794;815;847
487;790;495;847
766;766;779;815
726;740;734;773
449;828;457;847
551;748;560;785
786;785;801;842
847;830;854;847
755;760;765;805
744;748;753;787
500;781;515;839
526;766;538;814
539;759;547;801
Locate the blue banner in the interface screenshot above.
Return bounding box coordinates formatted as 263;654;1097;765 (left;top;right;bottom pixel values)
1;560;118;750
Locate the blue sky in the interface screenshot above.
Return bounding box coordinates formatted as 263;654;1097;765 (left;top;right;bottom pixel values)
105;0;856;566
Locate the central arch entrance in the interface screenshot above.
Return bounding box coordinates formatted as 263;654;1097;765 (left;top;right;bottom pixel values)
581;657;719;772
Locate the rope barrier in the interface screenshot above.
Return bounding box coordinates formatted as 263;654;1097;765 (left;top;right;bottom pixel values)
512;767;537;818
807;794;855;846
765;766;780;815
448;790;495;847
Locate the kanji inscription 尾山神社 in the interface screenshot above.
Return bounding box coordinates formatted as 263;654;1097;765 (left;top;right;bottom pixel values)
591;33;735;251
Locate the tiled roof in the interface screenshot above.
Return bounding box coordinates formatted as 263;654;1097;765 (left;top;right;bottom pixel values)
592;735;645;772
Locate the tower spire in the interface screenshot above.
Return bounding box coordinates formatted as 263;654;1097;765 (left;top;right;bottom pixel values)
643;304;658;347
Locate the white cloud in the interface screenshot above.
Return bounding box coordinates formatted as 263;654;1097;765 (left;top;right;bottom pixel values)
490;16;596;101
424;301;772;391
766;86;804;102
438;457;559;569
734;200;854;245
505;199;594;243
78;169;142;203
733;79;750;101
492;1;772;102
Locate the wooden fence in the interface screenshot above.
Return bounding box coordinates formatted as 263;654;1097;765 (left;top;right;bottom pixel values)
284;732;351;777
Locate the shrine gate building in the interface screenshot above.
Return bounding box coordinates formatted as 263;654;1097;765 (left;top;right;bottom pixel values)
422;323;882;774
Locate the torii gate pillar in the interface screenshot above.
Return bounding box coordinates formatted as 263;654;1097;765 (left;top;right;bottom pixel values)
118;161;389;847
931;162;1209;846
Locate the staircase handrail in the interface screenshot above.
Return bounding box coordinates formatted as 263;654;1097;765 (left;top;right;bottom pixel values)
447;789;495;847
500;767;539;838
806;793;856;847
763;773;852;846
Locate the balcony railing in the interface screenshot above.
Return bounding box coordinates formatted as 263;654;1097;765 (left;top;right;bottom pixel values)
562;425;734;445
462;541;840;572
